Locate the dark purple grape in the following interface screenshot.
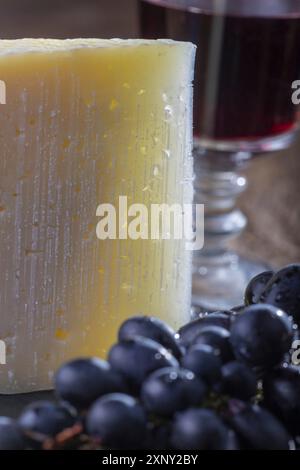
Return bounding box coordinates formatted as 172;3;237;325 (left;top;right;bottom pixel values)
244;270;274;305
228;400;292;450
54;358;124;409
191;326;234;363
178;313;232;348
259;264;300;323
108;337;178;392
230;304;293;368
141;367;206;417
18;401;75;438
170;408;229;450
0;418;25;450
263;365;300;435
86;393;147;449
181;344;222;386
218;361;257;401
118;315;182;359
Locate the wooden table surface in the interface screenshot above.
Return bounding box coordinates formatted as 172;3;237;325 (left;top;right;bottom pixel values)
0;0;299;417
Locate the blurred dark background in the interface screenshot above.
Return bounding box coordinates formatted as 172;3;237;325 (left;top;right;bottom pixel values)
0;0;298;265
0;0;138;39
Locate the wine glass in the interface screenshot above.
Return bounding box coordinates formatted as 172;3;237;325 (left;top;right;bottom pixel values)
139;0;300;310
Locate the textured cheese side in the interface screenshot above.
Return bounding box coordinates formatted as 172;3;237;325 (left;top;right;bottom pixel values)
0;39;195;393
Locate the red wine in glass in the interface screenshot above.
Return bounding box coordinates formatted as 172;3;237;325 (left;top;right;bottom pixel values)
140;0;300;147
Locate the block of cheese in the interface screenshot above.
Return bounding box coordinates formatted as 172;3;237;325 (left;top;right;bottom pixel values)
0;38;195;393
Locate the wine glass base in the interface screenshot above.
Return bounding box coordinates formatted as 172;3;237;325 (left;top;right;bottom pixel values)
192;253;270;312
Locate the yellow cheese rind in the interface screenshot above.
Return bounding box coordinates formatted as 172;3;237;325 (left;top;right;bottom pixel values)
0;39;195;393
0;38;195;56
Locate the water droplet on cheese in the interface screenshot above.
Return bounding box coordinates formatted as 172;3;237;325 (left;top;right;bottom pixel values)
55;308;65;317
55;328;69;341
152;165;161;177
84;99;91;108
15;128;24;137
152;135;159;145
109;98;119;111
62;137;71;149
164;105;173;121
121;283;132;291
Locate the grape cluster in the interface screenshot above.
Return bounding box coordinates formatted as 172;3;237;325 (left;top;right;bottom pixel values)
1;263;300;450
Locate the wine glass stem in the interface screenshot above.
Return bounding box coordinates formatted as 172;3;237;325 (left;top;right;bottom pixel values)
194;149;249;264
191;148;266;311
